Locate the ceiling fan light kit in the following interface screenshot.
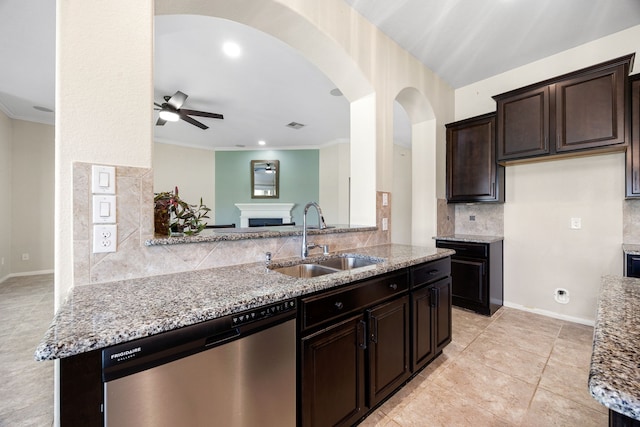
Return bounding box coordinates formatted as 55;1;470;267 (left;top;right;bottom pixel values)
154;90;224;130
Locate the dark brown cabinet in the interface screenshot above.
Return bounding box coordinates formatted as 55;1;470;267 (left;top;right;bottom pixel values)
301;314;367;427
299;258;452;426
410;258;452;371
367;296;410;407
625;253;640;278
626;74;640;198
446;112;504;203
494;55;633;163
436;239;503;316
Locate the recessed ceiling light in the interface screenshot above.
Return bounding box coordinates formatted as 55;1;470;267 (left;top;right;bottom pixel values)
223;41;242;58
258;140;266;146
33;106;54;113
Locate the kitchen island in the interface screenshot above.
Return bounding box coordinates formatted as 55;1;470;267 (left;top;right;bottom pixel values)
590;275;640;425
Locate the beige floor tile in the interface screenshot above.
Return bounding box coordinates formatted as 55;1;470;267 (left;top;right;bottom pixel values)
483;320;557;358
539;358;607;414
462;332;548;384
494;307;564;337
521;387;608;427
558;321;595;345
431;354;537;424
549;335;594;369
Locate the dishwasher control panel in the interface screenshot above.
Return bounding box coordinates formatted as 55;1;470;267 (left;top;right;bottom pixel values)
232;299;296;326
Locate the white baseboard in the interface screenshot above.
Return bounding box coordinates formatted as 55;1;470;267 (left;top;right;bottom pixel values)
503;300;595;327
0;269;54;284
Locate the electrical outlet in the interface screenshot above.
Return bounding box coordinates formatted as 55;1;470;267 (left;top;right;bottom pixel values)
93;224;117;253
21;253;29;261
469;215;476;221
382;193;388;206
382;218;388;231
1;257;4;265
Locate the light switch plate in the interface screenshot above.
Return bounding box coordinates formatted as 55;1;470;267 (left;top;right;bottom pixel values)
382;193;388;206
93;224;117;253
92;165;116;194
92;195;116;223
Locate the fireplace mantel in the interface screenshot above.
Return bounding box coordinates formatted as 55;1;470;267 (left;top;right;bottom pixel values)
235;203;295;228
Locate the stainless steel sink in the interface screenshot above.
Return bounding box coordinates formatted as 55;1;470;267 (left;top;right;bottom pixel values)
314;256;380;270
270;255;383;278
271;263;339;278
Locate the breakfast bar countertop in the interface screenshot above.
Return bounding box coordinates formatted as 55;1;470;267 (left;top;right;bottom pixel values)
34;244;455;361
434;234;504;244
589;275;640;420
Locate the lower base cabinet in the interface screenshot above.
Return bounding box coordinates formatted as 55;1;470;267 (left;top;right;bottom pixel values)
299;258;452;426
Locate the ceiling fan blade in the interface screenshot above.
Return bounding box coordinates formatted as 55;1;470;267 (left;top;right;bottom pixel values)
180;114;208;130
180;109;224;120
154;102;164;108
156;117;167;126
167;91;188;110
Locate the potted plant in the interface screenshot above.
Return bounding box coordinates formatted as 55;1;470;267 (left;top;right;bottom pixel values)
154;187;211;236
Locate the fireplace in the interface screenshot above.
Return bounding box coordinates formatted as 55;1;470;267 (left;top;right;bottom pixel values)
234;203;295;228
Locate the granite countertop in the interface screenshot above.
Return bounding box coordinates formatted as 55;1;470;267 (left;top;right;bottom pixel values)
622;244;640;255
145;224;376;246
589;275;640;420
434;234;504;244
35;244;454;361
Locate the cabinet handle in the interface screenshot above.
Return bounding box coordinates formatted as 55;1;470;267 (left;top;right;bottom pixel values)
430;287;439;308
370;315;378;344
334;301;344;310
427;269;440;275
389;283;398;290
357;320;367;350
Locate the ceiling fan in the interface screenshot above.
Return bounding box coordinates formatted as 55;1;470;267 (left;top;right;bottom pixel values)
154;91;224;130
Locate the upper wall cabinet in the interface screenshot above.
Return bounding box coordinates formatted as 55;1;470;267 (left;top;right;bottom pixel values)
446;112;504;203
494;54;634;164
626;74;640;198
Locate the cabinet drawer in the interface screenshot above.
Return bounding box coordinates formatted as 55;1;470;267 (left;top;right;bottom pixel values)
436;241;488;258
301;271;408;331
411;258;451;288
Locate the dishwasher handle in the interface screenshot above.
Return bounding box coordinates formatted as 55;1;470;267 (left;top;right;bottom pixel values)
205;329;241;347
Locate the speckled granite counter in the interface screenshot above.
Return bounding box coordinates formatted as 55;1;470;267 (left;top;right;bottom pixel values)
145;224;376;246
434;234;503;244
622;244;640;256
35;244;454;361
589;275;640;420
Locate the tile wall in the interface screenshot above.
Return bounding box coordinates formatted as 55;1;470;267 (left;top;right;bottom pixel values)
72;163;389;286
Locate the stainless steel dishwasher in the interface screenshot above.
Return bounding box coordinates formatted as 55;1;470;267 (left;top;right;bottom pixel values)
102;299;297;427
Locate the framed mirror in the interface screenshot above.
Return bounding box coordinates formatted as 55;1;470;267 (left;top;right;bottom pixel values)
251;160;279;198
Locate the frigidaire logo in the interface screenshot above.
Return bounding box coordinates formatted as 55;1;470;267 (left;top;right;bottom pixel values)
111;347;142;360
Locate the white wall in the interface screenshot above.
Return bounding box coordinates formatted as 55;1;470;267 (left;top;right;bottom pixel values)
153;142;215;209
12;120;54;274
319;142;350;224
0;110;12;281
454;25;640;323
392;144;412;244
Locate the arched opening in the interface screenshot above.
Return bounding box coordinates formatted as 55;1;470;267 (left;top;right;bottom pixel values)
394;87;437;247
155;0;377;225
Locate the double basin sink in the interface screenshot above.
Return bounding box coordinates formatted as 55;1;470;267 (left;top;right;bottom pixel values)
270;255;383;278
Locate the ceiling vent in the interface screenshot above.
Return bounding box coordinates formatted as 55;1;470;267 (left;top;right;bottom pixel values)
286;121;306;130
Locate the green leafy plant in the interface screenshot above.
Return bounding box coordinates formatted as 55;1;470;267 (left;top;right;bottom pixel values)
154;187;211;236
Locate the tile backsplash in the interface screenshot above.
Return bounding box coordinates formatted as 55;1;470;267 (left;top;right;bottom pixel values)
73;163;389;285
454;203;504;236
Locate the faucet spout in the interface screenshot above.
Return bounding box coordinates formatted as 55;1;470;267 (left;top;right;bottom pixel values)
302;202;327;258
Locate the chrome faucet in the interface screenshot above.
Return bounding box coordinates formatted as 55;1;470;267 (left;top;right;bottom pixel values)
302;202;327;258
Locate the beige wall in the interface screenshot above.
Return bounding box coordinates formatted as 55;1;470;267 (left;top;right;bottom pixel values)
391;144;412;244
153;142;215;209
454;25;640;323
0;110;12;281
319;142;350;224
12;120;55;274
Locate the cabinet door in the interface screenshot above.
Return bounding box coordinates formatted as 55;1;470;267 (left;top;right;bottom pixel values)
450;257;487;313
446;113;503;203
411;284;435;371
433;277;452;352
556;64;626;152
496;86;550;161
627;76;640;197
367;296;410;407
301;314;367;427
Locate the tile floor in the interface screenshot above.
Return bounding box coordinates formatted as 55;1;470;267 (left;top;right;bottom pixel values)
0;274;606;426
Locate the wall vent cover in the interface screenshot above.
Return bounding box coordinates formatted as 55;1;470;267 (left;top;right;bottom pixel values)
286;121;306;129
